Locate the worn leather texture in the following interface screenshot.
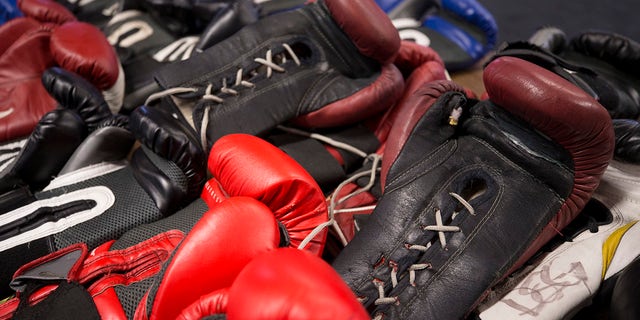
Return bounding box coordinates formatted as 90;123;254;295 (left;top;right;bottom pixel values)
332;56;613;319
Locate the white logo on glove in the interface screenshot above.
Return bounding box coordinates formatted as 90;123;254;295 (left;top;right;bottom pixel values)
392;18;432;47
0;107;14;120
106;11;154;48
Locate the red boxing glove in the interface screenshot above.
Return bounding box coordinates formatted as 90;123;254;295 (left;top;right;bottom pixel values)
1;134;329;320
202;133;329;256
178;248;369;320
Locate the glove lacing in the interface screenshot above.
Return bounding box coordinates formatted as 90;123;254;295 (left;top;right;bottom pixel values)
291;105;466;250
369;193;475;319
277;125;381;250
144;44;302;150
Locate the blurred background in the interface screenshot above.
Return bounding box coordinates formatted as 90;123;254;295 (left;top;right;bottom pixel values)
482;0;640;44
453;0;640;96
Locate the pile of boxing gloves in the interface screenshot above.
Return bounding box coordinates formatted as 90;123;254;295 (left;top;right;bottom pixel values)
0;0;638;319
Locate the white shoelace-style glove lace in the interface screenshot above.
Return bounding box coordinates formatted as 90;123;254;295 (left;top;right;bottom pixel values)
145;44;302;150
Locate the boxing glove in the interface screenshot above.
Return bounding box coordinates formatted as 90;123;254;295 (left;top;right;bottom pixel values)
264;41;450;253
332;56;614;319
0;104;207;298
256;0;306;17
1;134;329;319
1;197;278;320
178;248;369;320
119;0;253;37
376;0;498;71
19;0;124;111
0;67;115;212
477;118;640;319
608;256;640;319
105;2;259;113
332;41;455;247
144;0;404;153
191;0;260;53
0;0;21;25
493;27;640;120
53;0;123;27
17;0;74;24
0;2;123;144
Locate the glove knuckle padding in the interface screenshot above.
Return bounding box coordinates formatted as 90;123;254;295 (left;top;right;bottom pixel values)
18;0;76;24
479;119;640;319
612;119;640;163
292;63;405;128
42;67;112;131
13;109;86;188
0;18;40;54
208;134;328;255
178;288;230;319
224;248;369;319
383;0;497;70
194;0;260;51
130;106;207;212
485;57;614;236
140;197;280;320
332;57;614;319
571;32;640;75
502;29;640;120
393;40;444;76
324;0;400;64
50;22;120;91
0;22;57;142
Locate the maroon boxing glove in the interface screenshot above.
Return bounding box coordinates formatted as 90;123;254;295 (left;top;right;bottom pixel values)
0;0;123;143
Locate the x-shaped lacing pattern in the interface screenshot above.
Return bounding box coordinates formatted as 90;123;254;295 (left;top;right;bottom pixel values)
144;44;302;150
293;104;464;250
371;192;475;307
278;125;381;249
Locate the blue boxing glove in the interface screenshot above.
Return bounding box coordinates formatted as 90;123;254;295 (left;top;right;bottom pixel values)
0;0;21;25
376;0;498;71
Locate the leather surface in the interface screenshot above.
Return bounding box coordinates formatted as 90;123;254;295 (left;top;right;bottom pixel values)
571;31;640;76
41;67;113;131
195;0;260;52
332;56;613;319
152;0;402;151
207;134;328;256
131;105;207;212
497;30;640;120
8;110;86;191
144;197;280;320
612;119;640;163
2;67;115;194
0;21;57;142
325;0;400;63
216;248;369;319
18;0;76;24
376;0;497;70
610;256;640;319
50;22;120;90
